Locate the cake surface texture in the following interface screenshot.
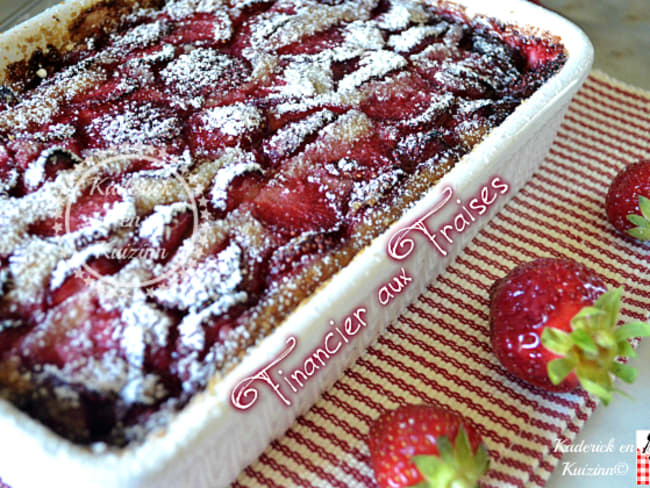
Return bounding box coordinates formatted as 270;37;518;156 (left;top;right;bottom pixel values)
0;0;565;446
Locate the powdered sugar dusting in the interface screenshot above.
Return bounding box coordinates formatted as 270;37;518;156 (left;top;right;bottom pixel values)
121;298;172;350
344;20;385;50
276;58;333;97
23;148;82;190
388;23;448;52
88;102;182;147
376;0;430;30
138;202;192;246
112;20;169;52
49;241;116;291
210;159;262;211
264;109;336;160
349;168;405;213
154;241;247;312
200;103;264;135
8;238;65;305
161;48;244;107
338;50;407;92
164;0;225;20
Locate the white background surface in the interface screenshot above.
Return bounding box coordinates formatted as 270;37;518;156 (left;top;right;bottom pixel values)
0;1;647;487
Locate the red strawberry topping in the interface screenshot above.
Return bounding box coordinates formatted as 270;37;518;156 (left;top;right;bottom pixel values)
252;178;341;233
490;258;650;404
367;404;489;488
605;160;650;241
19;298;124;368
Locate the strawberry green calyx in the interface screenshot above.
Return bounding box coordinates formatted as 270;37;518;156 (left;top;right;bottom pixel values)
411;426;490;488
541;288;650;405
627;195;650;241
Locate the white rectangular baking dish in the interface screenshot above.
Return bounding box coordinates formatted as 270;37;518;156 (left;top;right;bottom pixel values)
0;1;593;487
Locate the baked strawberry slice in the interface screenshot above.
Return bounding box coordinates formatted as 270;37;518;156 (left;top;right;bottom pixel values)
278;26;344;55
166;20;218;45
605;160;650;241
48;257;122;307
6;138;45;171
301;128;396;172
0;320;28;356
225;172;265;213
361;72;433;122
71;77;137;105
20;297;124;368
490;258;650;404
367;404;489;488
393;130;449;170
267;226;343;278
30;186;124;237
187;103;265;157
164;12;232;46
252;178;341;233
137;207;194;263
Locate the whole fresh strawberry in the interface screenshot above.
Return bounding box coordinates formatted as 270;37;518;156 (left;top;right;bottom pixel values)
367;404;489;488
490;258;650;404
606;160;650;241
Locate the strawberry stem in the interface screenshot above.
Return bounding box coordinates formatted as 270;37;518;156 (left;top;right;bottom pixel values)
412;426;489;488
542;288;650;405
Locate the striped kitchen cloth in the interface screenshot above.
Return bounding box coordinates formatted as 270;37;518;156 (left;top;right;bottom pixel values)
231;70;650;488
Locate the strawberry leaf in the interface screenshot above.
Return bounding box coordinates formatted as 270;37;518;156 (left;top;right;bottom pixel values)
547;357;575;385
615;321;650;341
436;435;456;465
413;455;454;487
570;329;598;355
580;377;613;405
627;214;649;227
594;288;621;328
455;426;472;466
617;339;637;358
541;327;572;354
570;306;605;331
594;329;616;349
412;455;445;479
627;227;650;241
475;444;490;475
562;288;650;405
640;195;650;220
412;427;489;488
572;306;606;319
611;362;637;384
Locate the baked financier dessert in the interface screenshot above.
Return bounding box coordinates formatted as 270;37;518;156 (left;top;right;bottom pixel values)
0;0;564;446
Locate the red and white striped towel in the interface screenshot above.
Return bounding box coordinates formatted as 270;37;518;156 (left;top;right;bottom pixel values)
1;71;648;488
230;71;650;488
